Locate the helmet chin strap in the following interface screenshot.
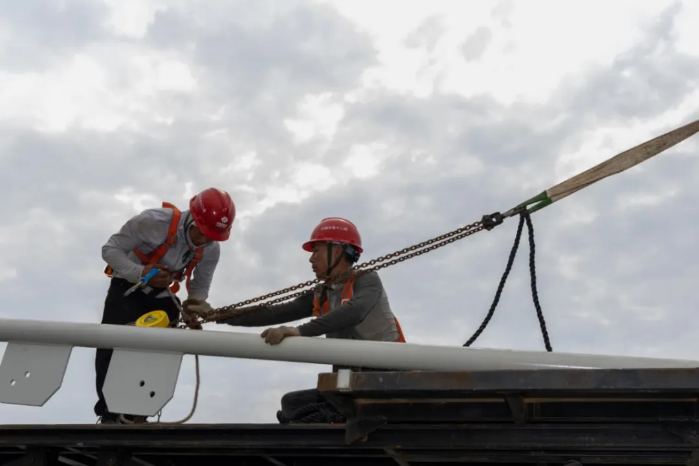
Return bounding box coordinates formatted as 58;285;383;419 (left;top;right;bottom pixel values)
324;242;347;281
318;242;347;308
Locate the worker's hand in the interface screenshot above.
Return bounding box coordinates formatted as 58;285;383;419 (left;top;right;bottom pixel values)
142;264;173;288
183;297;214;317
261;326;300;345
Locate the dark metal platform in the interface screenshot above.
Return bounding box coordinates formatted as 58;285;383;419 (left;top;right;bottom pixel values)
3;368;699;465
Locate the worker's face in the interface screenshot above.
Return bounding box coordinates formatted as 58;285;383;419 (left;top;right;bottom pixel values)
189;225;213;246
309;242;341;278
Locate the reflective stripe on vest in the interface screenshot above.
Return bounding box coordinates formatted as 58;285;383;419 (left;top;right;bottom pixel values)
312;276;406;343
103;201;204;295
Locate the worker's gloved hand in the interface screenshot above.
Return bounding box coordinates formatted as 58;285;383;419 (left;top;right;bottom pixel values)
142;265;173;289
182;297;213;317
261;326;300;345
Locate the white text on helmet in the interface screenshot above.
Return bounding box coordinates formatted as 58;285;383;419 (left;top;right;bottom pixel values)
197;196;207;213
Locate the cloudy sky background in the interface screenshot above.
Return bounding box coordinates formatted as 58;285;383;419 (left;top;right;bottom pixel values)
1;0;698;424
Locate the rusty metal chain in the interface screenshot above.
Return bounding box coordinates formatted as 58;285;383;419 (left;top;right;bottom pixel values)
200;212;505;323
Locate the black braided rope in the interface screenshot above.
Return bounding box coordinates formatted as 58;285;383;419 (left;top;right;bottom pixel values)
525;213;552;351
284;402;345;424
464;211;552;351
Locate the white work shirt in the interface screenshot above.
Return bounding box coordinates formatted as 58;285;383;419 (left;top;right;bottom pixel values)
102;207;221;300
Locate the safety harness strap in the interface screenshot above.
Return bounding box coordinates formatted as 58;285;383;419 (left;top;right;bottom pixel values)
103;202;204;295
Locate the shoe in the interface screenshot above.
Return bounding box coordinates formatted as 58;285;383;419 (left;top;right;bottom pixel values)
98;413;119;424
118;414;149;424
276;410;290;424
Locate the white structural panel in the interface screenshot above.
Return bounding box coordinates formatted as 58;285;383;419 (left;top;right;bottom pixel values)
0;317;698;372
102;349;183;416
0;343;72;406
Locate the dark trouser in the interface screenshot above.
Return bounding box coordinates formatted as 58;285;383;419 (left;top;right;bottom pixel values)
93;278;181;418
279;366;386;422
280;389;324;420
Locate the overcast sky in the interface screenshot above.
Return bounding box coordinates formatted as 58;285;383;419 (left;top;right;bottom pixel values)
1;0;698;425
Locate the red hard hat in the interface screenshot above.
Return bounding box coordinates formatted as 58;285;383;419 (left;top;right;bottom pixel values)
302;217;363;253
189;188;236;241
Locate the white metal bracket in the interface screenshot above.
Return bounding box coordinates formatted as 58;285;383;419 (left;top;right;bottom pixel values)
336;369;352;392
102;349;183;416
0;342;72;406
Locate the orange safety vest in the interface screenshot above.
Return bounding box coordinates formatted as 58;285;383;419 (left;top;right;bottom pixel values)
104;202;204;295
312;275;406;343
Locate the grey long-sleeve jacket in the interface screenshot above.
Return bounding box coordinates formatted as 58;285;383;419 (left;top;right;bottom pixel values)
220;271;402;342
102;207;221;300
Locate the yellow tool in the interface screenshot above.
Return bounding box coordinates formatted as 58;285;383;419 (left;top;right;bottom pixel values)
134;310;170;328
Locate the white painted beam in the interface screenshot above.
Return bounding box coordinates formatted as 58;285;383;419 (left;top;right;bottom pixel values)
0;318;696;371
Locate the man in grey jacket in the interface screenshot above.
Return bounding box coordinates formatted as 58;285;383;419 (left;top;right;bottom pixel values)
95;187;235;424
185;217;406;423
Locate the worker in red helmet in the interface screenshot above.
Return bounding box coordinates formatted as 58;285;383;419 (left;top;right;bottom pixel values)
94;187;235;424
184;217;406;423
187;217;406;342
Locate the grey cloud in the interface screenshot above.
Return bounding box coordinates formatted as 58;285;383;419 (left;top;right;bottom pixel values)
0;0;110;72
562;2;696;124
147;2;376;103
137;1;378;184
461;26;492;62
404;15;446;52
491;0;515;28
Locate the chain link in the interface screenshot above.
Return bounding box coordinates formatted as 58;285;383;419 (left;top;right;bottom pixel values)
201;215;497;323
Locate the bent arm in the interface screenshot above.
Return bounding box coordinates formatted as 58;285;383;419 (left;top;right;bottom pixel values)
187;244;220;300
296;273;383;337
220;292;315;327
101;210;170;283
